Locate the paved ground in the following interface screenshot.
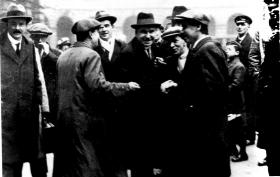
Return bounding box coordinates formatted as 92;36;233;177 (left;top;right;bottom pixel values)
22;144;270;177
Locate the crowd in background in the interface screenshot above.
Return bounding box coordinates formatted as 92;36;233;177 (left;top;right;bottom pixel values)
1;1;279;177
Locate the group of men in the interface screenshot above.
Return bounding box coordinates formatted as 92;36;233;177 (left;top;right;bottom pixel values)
1;2;279;177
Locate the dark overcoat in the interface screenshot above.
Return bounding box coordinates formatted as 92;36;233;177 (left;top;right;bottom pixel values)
236;32;253;68
228;57;246;114
53;41;131;177
1;32;44;164
118;37;167;168
178;37;231;177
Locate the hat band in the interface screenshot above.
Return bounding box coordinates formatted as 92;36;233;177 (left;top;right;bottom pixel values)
7;10;26;17
136;18;158;25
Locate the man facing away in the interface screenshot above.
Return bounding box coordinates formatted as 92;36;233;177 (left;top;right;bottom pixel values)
53;18;140;177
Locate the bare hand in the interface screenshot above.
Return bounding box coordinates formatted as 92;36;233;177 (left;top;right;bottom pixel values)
160;80;178;94
39;42;50;55
128;82;141;90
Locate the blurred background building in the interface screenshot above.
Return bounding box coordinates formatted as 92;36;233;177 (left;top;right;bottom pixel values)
0;0;268;47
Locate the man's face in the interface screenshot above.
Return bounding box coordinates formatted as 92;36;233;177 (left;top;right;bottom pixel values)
167;35;187;55
152;28;162;42
225;45;239;59
7;18;27;41
181;23;199;44
135;26;156;48
30;34;48;46
236;21;250;36
98;20;113;41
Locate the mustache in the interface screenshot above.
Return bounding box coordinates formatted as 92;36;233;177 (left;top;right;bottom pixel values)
13;30;22;34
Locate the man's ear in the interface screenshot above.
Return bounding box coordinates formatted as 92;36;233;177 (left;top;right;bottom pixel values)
236;50;240;55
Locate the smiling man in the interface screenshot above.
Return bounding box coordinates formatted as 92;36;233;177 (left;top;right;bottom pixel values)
118;12;166;177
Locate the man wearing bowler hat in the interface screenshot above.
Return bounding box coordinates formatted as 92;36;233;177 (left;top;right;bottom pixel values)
118;12;168;177
53;18;140;177
173;10;231;177
1;3;49;177
234;14;257;147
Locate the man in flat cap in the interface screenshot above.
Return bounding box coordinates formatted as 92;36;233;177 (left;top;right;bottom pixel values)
234;14;257;147
173;10;231;177
94;10;129;177
117;12;168;177
52;18;140;177
28;23;62;137
1;3;49;177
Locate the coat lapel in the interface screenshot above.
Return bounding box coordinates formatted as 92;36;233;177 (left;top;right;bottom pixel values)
19;38;32;65
1;34;21;65
111;40;121;63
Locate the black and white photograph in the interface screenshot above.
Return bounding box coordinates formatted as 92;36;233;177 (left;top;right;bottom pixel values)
0;0;279;176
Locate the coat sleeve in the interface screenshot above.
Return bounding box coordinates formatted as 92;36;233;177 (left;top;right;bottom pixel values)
83;52;131;97
248;32;262;78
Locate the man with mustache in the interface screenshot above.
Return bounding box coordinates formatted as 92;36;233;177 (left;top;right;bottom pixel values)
1;3;49;177
118;12;166;177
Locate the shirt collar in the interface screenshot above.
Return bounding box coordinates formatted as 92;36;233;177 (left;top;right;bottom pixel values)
7;32;22;50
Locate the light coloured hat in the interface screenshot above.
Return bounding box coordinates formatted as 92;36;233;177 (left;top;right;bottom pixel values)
176;10;210;25
57;37;71;46
161;26;183;39
1;3;32;23
28;23;53;35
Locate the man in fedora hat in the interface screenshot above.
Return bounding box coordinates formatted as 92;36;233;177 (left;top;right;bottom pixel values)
234;14;257;147
94;10;129;177
118;12;168;177
53;18;140;177
28;23;62;143
1;3;49;177
166;5;189;27
173;10;231;177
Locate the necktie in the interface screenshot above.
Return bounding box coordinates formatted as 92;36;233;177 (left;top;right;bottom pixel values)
15;43;20;57
145;49;152;60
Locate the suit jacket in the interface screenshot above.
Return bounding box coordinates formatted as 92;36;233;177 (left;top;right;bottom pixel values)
94;39;126;81
1;32;44;163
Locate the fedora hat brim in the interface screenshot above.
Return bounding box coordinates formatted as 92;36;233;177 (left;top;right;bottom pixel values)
131;23;161;29
96;16;117;24
1;16;32;23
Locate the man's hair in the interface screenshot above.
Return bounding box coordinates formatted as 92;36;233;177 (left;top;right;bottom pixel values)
226;41;242;52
